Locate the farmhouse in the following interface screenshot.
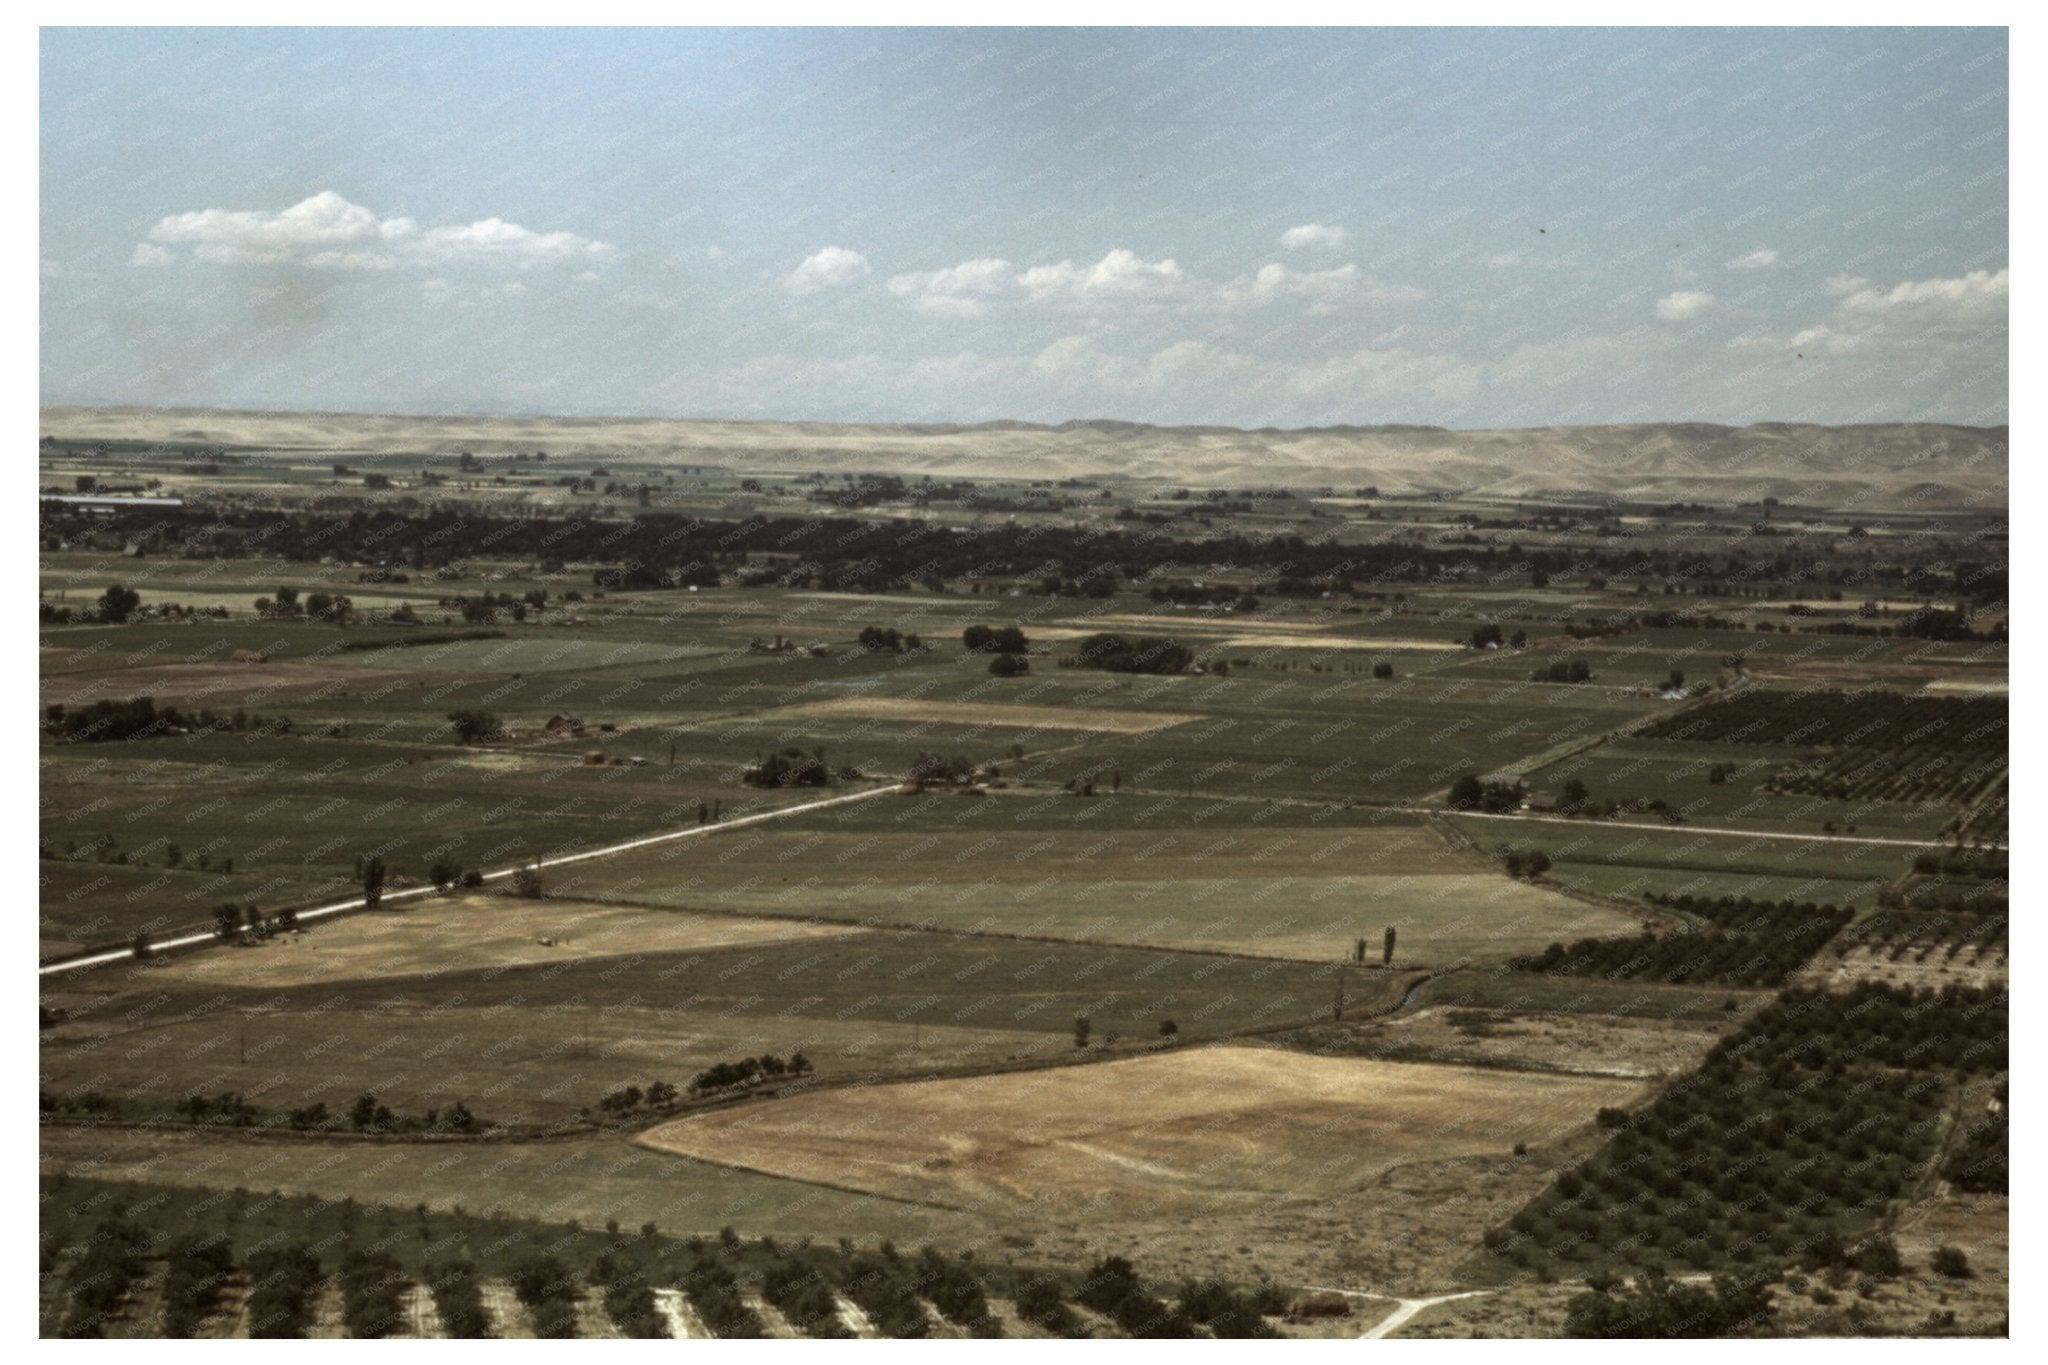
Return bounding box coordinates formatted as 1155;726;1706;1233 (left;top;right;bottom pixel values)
544;712;587;738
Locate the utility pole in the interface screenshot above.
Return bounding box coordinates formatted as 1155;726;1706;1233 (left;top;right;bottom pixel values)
1333;968;1345;1022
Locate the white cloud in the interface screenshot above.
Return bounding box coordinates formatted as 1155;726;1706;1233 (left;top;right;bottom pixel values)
1210;262;1422;314
887;257;1013;316
138;191;613;272
1655;290;1717;321
1731;267;2008;357
1837;267;2007;321
1727;247;1780;270
128;243;174;269
1019;249;1184;302
1280;223;1347;251
782;246;870;296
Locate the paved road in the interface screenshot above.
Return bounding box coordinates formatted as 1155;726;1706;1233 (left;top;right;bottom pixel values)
38;784;900;979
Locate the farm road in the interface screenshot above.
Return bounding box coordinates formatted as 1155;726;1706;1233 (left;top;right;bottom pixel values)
37;783;900;978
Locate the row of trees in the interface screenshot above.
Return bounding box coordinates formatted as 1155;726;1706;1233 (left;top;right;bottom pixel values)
1069;633;1193;674
47;500;1995;602
1642;688;2005;756
857;625;927;653
45;697;291;744
1484;982;2006;1279
1510;901;1855;988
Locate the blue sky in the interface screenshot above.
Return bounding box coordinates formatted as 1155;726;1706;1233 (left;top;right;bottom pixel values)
40;27;2008;427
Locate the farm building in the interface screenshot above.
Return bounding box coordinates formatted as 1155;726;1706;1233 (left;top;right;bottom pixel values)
544;712;587;738
1523;791;1561;813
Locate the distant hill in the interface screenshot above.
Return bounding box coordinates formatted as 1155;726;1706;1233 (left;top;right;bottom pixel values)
39;406;2007;508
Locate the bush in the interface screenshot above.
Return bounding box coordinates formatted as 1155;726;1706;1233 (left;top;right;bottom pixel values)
1930;1246;1972;1279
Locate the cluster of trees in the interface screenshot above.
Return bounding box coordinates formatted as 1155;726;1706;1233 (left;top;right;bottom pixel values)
254;587;355;622
989;651;1030;677
762;1255;854;1337
1484;982;2005;1277
961;624;1029;654
1068;633;1193;674
1446;773;1525;813
161;1233;235;1337
856;625;926;653
445;708;505;744
43;500;1995;604
838;1249;937;1337
41;584;232;625
57;1220;149;1338
907;752;978;784
1563;1265;1780;1339
596;1080;679;1114
914;1247;1003;1337
679;1256;767;1337
591;1252;669;1337
213;901;298;944
338;1249;411;1339
423;1260;491;1338
1765;745;2004;808
1073;1255;1202;1338
45;697;292;744
1501;848;1552;880
508;1255;582;1338
1530;659;1595;683
744;747;832;787
1643;689;2005;756
1512;899;1855;988
686;1052;813;1098
246;1243;323;1338
1014;1269;1089;1336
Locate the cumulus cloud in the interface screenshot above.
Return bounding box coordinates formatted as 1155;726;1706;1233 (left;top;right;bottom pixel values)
1019;249;1185;302
1280;223;1347;251
887;258;1013;316
1837;267;2007;321
1727;247;1780;270
1211;262;1423;314
782;246;871;296
1655;290;1717;321
139;191;613;271
1731;267;2008;358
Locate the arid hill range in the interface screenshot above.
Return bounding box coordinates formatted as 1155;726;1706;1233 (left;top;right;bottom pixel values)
41;407;2006;509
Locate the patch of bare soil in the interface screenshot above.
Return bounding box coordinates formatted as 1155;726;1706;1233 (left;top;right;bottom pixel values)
1795;944;2007;993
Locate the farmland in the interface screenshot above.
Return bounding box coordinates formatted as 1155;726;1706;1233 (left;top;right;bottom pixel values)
38;408;2006;1338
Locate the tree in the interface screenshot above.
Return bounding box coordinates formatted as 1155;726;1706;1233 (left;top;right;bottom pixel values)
1372;661;1394;679
989;652;1029;677
1073;1016;1091;1050
513;864;544;899
276;907;298;932
97;584;141;623
362;856;386;910
446;710;502;744
1158;1019;1178;1038
1560;778;1589;809
214;904;242;943
1448;773;1485;809
1383;925;1397;966
131;932;151;959
428;861;458;893
1931;1246;1971;1279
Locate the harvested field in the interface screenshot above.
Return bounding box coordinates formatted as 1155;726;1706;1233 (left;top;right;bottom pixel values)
140;896;864;988
637;1047;1645;1220
764;695;1201;733
1329;1004;1727;1081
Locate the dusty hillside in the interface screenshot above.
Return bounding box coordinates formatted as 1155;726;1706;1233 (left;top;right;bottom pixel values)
39;407;2007;507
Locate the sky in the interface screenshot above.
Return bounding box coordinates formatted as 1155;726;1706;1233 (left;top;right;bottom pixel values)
40;27;2009;429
